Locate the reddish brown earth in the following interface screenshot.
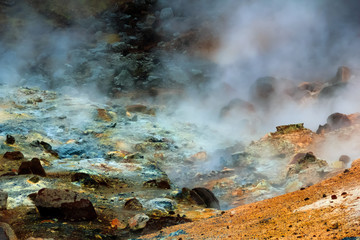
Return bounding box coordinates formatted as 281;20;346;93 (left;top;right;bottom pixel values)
142;159;360;239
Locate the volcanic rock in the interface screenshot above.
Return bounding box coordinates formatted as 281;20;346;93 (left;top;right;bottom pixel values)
327;112;351;130
339;155;351;165
331;66;351;84
250;76;276;107
287;152;328;176
0;190;8;210
33;188;97;221
143;179;171;189
219;98;255;119
61;199;97;221
3;151;24;160
70;173;99;188
145;198;177;213
5;135;15;145
318;82;347;99
124;198;143;211
190;187;220;210
18;158;46;177
128;213;149;230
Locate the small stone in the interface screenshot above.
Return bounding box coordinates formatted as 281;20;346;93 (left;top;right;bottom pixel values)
339;155;351;164
28;176;40;183
128;213;149;230
5;135;15;145
124;198;143;211
0;190;8;210
97;109;112;122
3;151;24;160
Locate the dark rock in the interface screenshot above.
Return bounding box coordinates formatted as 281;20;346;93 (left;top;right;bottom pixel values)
40;141;53;151
327;113;351;130
3;151;24;160
71;173;102;188
141;217;191;235
71;172;91;182
289;153;306;164
5;135;15;145
339;155;351;164
18;158;46;177
144;179;171;189
124;198;143;211
250;76;276;106
291;152;316;165
318;82;347;99
190;187;220;210
219;98;255;119
0;190;8;210
61;199;97;221
33;188;97;221
28;176;40;183
316;123;330;134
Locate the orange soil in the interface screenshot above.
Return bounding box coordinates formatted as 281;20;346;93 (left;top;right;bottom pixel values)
142;160;360;239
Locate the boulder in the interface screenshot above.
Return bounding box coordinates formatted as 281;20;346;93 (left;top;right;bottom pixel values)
339;155;351;165
145;198;177;213
3;151;24;160
219;98;255;119
190;187;220;210
18;158;46;177
327;112;351;130
124;198;143;211
33;188;97;221
249;77;276;106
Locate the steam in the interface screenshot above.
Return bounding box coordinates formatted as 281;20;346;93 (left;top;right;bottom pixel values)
156;0;360;177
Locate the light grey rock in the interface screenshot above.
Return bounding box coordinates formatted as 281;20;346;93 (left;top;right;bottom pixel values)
0;222;17;240
145;198;177;212
128;213;149;230
160;8;174;20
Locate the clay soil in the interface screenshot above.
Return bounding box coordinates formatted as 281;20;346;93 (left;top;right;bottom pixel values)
142;160;360;239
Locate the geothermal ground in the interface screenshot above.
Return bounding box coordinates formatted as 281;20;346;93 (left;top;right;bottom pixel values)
1;1;360;240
